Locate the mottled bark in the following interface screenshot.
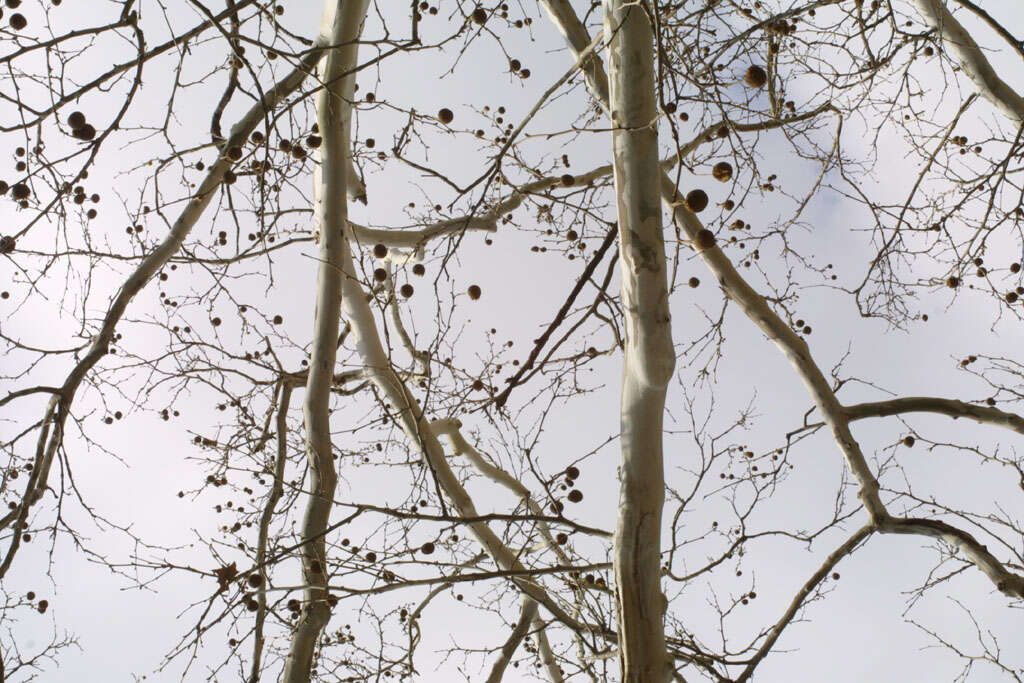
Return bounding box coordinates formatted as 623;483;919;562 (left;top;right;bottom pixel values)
603;1;675;681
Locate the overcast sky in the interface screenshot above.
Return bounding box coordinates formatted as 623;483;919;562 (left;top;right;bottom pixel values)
4;0;1024;681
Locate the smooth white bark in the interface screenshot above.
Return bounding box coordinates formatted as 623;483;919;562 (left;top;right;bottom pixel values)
914;0;1024;123
603;1;674;680
282;1;369;681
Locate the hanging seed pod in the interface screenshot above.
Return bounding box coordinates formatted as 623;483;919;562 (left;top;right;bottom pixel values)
437;108;454;124
67;111;86;129
685;189;709;213
467;284;481;300
711;161;733;182
744;65;768;88
695;229;717;250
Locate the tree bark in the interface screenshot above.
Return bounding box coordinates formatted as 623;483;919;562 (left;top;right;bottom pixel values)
282;1;369;681
913;0;1024;123
603;1;675;681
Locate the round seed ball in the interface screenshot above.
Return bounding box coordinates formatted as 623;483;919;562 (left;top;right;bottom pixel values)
567;489;583;503
685;189;709;213
945;276;959;288
373;243;388;258
903;436;915;447
412;263;425;276
467;284;481;300
688;277;700;288
421;542;435;555
560;174;575;187
67;111;86;129
438;108;454;124
9;13;27;30
400;283;414;298
695;229;717;250
373;268;387;282
712;161;733;182
11;183;30;200
744;65;768;88
471;7;487;24
73;124;97;141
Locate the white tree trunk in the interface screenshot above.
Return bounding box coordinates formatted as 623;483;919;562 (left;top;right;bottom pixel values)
283;1;369;681
603;1;675;681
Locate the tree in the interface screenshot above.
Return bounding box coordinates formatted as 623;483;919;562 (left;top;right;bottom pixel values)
1;0;1022;681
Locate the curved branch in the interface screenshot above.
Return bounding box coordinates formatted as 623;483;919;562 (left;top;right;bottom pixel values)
845;397;1024;435
913;0;1024;123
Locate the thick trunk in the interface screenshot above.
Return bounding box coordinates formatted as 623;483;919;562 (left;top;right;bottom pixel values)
282;1;369;681
603;1;675;681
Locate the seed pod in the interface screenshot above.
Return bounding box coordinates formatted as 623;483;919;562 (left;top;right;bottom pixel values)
695;229;717;250
685;189;709;213
73;124;97;141
744;65;768;88
10;183;30;200
400;283;414;298
467;284;481;300
471;7;487;24
437;108;454;124
67;111;86;129
688;277;700;288
373;243;388;258
412;263;425;276
712;161;733;182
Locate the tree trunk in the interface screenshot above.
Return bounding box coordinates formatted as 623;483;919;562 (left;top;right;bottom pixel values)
282;1;369;681
603;1;675;681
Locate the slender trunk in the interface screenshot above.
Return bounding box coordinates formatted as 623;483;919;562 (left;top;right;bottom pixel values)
282;1;369;681
603;1;674;681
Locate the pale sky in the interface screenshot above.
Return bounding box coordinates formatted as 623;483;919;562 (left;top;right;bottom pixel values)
3;1;1024;681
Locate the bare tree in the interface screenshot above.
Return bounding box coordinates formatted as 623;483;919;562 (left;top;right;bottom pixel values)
0;1;1022;681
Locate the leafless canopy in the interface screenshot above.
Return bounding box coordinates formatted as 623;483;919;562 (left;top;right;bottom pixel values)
0;0;1022;681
